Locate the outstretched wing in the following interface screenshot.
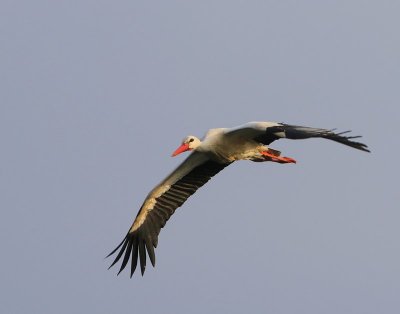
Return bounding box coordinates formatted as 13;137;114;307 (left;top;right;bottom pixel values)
225;121;370;152
107;152;231;277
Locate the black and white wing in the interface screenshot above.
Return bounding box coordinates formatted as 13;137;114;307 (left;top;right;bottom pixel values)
225;121;370;152
107;152;231;277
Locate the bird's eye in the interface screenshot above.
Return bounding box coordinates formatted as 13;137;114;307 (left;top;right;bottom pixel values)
189;138;194;142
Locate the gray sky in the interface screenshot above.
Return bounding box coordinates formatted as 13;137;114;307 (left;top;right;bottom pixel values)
1;1;399;313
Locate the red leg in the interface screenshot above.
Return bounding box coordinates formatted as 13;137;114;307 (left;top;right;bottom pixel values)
261;151;296;164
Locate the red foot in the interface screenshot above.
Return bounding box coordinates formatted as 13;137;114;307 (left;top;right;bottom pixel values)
261;151;296;164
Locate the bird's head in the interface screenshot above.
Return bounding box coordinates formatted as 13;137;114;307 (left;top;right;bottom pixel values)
172;135;201;157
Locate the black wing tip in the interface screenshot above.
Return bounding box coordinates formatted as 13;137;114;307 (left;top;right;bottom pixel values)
107;231;157;278
329;131;371;153
355;143;370;153
105;235;127;259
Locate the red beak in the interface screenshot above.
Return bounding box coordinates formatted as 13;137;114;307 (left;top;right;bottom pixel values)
172;143;190;157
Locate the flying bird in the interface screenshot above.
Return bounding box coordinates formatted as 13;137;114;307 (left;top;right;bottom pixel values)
107;121;369;277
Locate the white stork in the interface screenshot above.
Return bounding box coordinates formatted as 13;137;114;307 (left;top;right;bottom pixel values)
107;121;369;276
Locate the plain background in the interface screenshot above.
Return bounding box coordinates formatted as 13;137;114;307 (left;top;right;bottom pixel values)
1;1;399;313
